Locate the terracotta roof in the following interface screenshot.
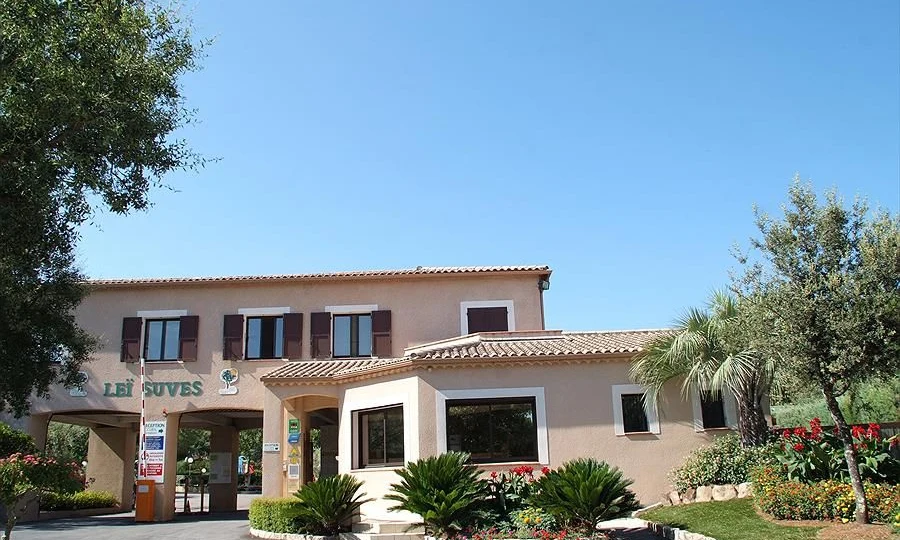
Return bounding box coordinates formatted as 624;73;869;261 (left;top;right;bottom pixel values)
261;329;669;384
404;329;669;360
261;358;409;381
87;265;551;287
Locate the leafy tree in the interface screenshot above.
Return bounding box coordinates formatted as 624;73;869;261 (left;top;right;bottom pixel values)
631;292;775;446
177;428;210;461
733;179;900;523
0;0;204;416
0;423;36;459
240;428;262;464
45;423;88;465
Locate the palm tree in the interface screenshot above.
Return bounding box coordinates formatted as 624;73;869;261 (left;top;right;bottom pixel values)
630;291;775;447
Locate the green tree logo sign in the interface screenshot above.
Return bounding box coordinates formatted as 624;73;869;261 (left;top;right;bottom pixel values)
219;368;239;395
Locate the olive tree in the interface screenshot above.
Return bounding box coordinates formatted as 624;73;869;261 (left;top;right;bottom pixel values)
733;178;900;523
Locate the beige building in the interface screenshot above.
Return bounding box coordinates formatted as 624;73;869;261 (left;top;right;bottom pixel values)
26;265;739;521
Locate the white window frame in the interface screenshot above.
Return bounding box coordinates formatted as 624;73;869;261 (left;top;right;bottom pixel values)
435;387;549;465
612;384;661;436
345;392;414;470
326;304;378;358
238;307;291;359
459;300;515;335
136;309;188;362
690;388;739;432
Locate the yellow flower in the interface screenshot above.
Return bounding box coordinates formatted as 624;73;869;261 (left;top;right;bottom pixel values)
841;518;849;523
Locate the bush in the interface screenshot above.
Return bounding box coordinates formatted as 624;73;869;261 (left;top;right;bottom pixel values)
249;497;305;534
293;474;371;536
386;452;487;538
670;434;776;492
753;466;900;523
484;465;549;528
527;458;639;532
0;422;36;458
40;490;118;511
775;419;900;483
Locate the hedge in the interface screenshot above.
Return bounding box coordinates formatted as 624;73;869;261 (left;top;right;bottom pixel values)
753;466;900;523
249;497;304;533
670;434;776;492
40;490;119;511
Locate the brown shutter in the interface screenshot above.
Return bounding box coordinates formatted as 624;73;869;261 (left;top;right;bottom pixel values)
310;312;331;358
467;307;508;333
223;314;244;360
178;315;199;361
283;313;303;360
371;310;392;357
121;317;143;362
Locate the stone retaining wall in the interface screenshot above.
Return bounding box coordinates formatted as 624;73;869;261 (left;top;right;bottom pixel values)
662;482;752;506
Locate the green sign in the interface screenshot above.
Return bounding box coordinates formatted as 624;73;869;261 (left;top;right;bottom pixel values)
102;379;203;397
288;418;300;434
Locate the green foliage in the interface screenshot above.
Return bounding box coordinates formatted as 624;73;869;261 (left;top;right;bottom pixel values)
293;474;372;536
630;292;773;447
240;428;263;464
527;458;640;532
45;423;88;465
641;498;821;540
772;377;900;427
670;434;777;492
40;490;118;511
775;420;899;484
249;497;305;534
177;428;210;461
0;422;36;458
0;0;205;416
734;179;900;522
386;452;488;538
753;466;900;523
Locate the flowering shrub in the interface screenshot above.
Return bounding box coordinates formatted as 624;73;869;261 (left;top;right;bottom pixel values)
753;465;900;523
511;506;558;533
485;465;545;527
776;419;900;483
0;453;83;539
670;434;777;492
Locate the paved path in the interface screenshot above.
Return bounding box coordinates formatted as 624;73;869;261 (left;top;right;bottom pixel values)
12;507;659;540
12;511;253;540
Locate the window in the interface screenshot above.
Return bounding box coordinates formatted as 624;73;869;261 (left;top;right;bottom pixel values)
460;300;515;334
246;316;283;359
144;319;180;361
620;393;649;433
446;398;538;463
333;314;372;358
357;405;404;467
612;384;660;435
699;392;727;429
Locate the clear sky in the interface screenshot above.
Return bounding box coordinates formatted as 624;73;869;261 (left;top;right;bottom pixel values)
77;1;900;332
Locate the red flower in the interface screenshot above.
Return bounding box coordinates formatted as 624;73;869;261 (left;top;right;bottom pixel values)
851;425;866;439
541;466;550;475
809;418;823;439
782;429;792;439
793;427;808;438
490;471;497;479
866;423;880;439
793;443;805;451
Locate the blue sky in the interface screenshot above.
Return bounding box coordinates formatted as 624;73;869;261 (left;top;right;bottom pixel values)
77;1;900;331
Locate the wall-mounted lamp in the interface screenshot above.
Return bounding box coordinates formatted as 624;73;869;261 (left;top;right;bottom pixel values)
538;279;550;291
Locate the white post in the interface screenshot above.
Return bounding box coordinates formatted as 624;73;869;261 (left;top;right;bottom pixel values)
138;356;146;480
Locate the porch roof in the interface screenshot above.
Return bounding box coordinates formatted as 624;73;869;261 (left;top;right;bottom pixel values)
259;329;669;384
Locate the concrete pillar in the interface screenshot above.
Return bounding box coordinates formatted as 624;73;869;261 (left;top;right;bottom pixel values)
152;413;180;521
24;414;51;451
262;388;284;498
208;425;239;512
300;409;312;485
86;425;136;512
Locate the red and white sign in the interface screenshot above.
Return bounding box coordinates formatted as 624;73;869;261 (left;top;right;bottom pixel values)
138;420;166;484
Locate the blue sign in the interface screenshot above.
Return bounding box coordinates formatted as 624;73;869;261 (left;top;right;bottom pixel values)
287;432;300;444
237;455;246;474
145;436;164;451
